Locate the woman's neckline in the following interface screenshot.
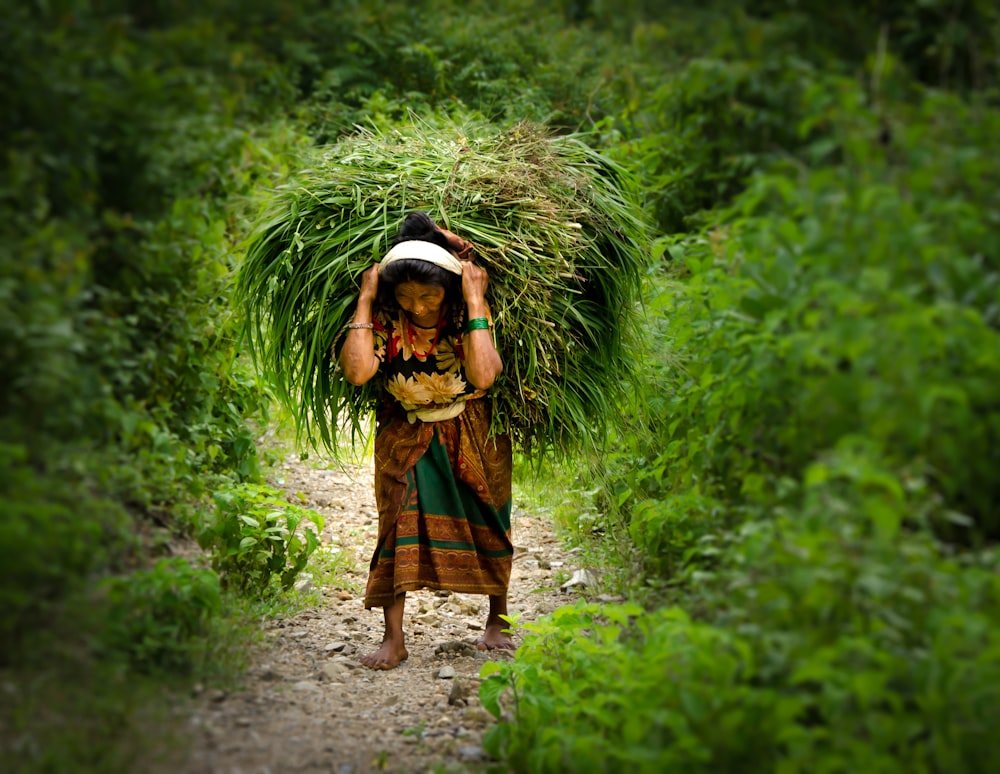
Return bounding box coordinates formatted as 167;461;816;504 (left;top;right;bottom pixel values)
406;317;444;356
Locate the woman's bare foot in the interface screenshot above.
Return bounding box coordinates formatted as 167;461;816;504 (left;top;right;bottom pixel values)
477;617;516;651
361;594;408;669
360;639;409;670
477;593;516;650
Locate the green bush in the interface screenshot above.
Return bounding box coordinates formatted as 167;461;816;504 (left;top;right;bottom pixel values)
100;558;223;674
294;0;635;138
616;53;832;232
0;4;296;657
615;86;1000;558
0;443;132;660
198;484;324;597
742;0;1000;92
517;55;1000;774
482;604;781;772
483;450;1000;771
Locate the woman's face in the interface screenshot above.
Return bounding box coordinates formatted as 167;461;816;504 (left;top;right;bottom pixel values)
394;281;447;327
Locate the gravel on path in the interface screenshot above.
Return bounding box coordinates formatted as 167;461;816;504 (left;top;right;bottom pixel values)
182;448;574;773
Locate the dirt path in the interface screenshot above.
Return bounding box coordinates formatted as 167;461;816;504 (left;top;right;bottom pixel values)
182;447;571;773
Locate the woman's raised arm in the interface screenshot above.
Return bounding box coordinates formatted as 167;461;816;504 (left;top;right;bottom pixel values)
460;262;502;389
339;264;381;385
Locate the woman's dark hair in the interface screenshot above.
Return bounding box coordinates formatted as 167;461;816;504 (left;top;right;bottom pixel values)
392;211;451;250
378;211;463;311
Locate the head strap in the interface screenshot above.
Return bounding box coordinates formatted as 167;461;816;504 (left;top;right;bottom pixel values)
378;240;463;275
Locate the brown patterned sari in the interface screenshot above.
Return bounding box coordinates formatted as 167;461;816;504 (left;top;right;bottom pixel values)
362;312;513;609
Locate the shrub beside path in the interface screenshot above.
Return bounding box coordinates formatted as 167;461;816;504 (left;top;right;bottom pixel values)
183;449;569;773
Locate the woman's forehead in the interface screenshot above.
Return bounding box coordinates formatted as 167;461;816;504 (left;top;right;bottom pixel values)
395;281;444;296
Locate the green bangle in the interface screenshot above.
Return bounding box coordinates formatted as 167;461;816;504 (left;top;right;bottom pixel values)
466;317;491;332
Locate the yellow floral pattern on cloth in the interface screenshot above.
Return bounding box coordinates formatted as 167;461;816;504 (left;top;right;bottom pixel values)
385;373;432;410
417;371;467;403
433;338;461;374
386;371;467;410
373;308;484;411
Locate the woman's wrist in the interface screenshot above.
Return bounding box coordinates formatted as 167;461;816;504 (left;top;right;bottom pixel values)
466;316;491;332
465;301;488;318
353;298;375;318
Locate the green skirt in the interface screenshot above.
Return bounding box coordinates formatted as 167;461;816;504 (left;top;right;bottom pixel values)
364;401;513;608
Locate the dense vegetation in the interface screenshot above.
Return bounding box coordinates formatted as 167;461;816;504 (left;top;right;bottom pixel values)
1;0;997;770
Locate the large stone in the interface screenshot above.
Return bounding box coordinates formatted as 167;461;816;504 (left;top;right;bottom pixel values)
560;567;599;591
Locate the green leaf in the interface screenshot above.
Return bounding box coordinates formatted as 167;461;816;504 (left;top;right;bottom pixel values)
479;675;507;719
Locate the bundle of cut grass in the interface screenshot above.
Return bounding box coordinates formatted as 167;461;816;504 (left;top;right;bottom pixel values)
236;116;648;459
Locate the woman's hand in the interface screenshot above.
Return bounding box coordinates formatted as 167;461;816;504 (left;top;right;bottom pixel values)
359;263;380;305
339;263;381;386
459;261;501;389
438;227;474;262
462;261;490;315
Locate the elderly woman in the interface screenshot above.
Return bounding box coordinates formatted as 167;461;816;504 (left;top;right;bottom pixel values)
338;211;515;670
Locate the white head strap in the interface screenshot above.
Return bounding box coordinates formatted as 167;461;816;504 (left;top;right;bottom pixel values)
378;240;463;276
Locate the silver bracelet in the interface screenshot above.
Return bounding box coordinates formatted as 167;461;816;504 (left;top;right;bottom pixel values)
347;322;374;329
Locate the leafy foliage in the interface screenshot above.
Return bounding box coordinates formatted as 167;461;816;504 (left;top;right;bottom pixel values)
279;0;635;138
484;489;1000;771
4;0;1000;769
614;52;832;232
743;0;1000;92
198;484;324;597
100;559;223;674
485;6;1000;770
616;85;1000;553
0;443;133;660
0;0;298;652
